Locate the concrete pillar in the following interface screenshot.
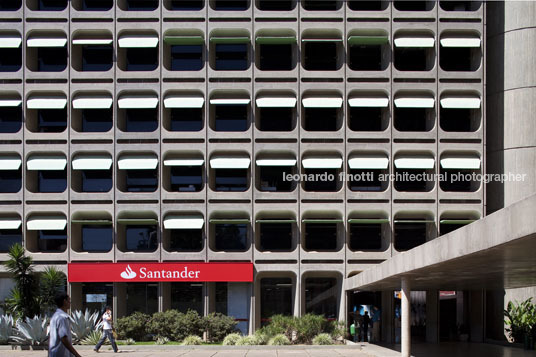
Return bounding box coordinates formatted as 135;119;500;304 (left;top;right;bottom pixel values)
426;290;439;343
401;278;411;357
469;290;484;342
381;290;394;343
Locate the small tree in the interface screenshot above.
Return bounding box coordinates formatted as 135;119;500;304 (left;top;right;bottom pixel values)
505;298;536;343
2;244;39;319
38;266;67;316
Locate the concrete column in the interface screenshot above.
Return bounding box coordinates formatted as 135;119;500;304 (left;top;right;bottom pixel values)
381;290;394;343
469;290;484;342
426;290;439;343
401;278;411;357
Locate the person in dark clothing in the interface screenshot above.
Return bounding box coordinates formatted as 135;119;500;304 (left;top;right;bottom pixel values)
362;311;371;342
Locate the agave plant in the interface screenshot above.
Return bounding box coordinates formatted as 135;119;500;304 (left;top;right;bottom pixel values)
11;315;49;346
80;330;108;346
70;309;99;343
0;315;15;345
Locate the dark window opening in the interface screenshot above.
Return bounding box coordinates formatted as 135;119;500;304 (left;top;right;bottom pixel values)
213;0;249;10
82;283;113;313
125;0;158;10
304;108;339;131
214;169;248;192
126;283;158;316
215;223;247;251
38;170;67;193
37;109;67;133
0;0;21;10
349;45;383;71
260;278;292;325
38;229;67;252
304;223;337;251
440;222;466;235
169;108;203;131
81;109;113;132
394;223;427;251
303;1;339;11
81;170;112;192
440;169;475;192
0;48;21;72
394;169;429;192
303;169;338;192
214;44;248;71
349;224;382;250
258;44;292;71
303;42;338;71
171;283;203;314
440;1;480;11
124;109;158;132
258;107;293;131
305;278;337;318
80;0;113;11
215;282;228;314
0;107;22;133
170;45;203;71
125;48;158;71
349;107;385;131
214;105;248;131
259;223;292;251
349;169;382;192
440;108;475;132
168;0;204;10
257;1;294;11
170;166;203;192
394;108;430;132
81;45;113;71
169;229;203;252
259;166;293;192
348;1;386;11
125;170;158;192
125;225;157;252
394;48;430;71
38;0;67;10
440;47;478;72
82;225;113;252
0;228;21;252
37;47;67;72
0;168;21;193
394;1;432;11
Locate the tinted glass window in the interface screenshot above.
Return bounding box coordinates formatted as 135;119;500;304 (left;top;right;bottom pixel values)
82;170;112;192
0;0;21;10
37;47;67;72
81;0;113;11
125;109;158;132
82;46;113;71
303;169;338;192
0;107;22;133
81;109;113;132
169;108;203;131
126;0;158;10
214;105;248;131
38;0;67;10
258;44;292;71
258;108;293;131
259;223;292;251
126;48;158;71
171;283;203;314
349;169;382;192
304;223;337;250
215;223;247;251
215;44;248;71
394;223;427;251
259;166;293;192
257;1;294;11
126;283;158;316
82;225;113;251
170;166;203;192
304;108;338;131
303;1;338;10
38;109;67;132
0;228;22;252
82;283;113;313
349;223;382;250
38;229;67;252
170;45;203;71
0;48;21;72
168;0;204;10
215;169;248;191
213;0;248;10
125;170;158;192
303;42;338;70
349;107;385;131
38;170;67;193
260;278;292;325
169;229;203;252
125;226;157;252
0;168;21;193
304;278;337;318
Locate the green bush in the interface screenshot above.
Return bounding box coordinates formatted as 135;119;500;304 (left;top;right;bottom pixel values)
294;314;325;344
125;338;135;345
260;314;295;341
312;333;333;345
115;312;150;341
80;330;106;346
204;312;238;342
147;309;204;342
155;336;169;345
182;335;203;345
254;329;269;345
222;333;242;346
236;335;257;345
268;334;290;346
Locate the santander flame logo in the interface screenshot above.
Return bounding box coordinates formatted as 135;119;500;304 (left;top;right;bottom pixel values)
120;265;137;280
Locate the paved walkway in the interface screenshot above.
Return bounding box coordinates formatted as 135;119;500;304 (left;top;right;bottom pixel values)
3;342;536;357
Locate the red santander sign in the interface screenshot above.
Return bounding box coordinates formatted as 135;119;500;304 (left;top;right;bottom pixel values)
68;262;253;283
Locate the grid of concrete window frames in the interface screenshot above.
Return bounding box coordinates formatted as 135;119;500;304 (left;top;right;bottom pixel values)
0;1;485;332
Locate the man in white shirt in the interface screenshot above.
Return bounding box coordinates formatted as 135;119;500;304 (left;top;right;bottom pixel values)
48;293;82;357
94;306;119;353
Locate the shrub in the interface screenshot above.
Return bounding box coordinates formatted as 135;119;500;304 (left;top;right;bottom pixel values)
155;336;169;345
222;333;242;346
80;330;106;346
254;329;269;345
505;298;536;343
115;311;150;341
327;320;346;340
312;333;333;345
294;314;325;344
261;314;295;341
182;335;203;345
268;334;290;346
236;335;257;345
125;338;135;345
204;312;238;342
147;309;204;342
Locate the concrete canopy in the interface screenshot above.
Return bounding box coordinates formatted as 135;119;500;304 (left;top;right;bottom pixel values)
346;194;536;292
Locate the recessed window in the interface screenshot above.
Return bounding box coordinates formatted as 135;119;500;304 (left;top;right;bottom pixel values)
260;278;292;326
255;32;296;71
302;36;343;71
394;1;434;11
256;157;296;192
26;216;67;252
302;157;342;192
126;170;157;192
0;35;22;72
215;105;248;131
82;109;113;132
82;225;113;251
39;109;68;132
304;221;338;251
38;229;67;251
82;283;113;313
439;95;481;132
0;102;22;133
348;33;389;71
163;95;204;131
215;223;248;251
72;155;113;193
258;221;292;251
170;283;203;314
302;96;342;132
126;283;158;316
394;219;430;251
118;34;159;71
255;96;296;132
210;30;250;71
439;156;481;192
210;156;250;192
302;1;340;11
440;35;481;72
0;157;22;192
26;155;67;193
440;216;477;235
72;95;113;133
348;96;389;132
0;0;21;10
348;155;389;192
215;282;250;334
164;32;204;71
394;155;435;192
72;36;113;72
0;223;22;252
304;277;337;318
77;0;113;11
394;35;435;71
440;1;481;11
394;96;435;132
163;158;204;192
118;95;159;132
117;155;159;193
39;170;67;193
26;94;68;132
34;0;67;11
348;1;387;11
211;0;249;11
257;0;294;10
349;220;385;250
125;225;157;251
166;0;204;10
122;0;158;10
27;35;68;72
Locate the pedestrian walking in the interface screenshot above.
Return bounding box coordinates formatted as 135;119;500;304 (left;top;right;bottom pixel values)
94;306;119;353
362;311;371;342
48;293;82;357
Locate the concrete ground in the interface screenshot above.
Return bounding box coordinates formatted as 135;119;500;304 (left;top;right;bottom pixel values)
2;342;536;357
